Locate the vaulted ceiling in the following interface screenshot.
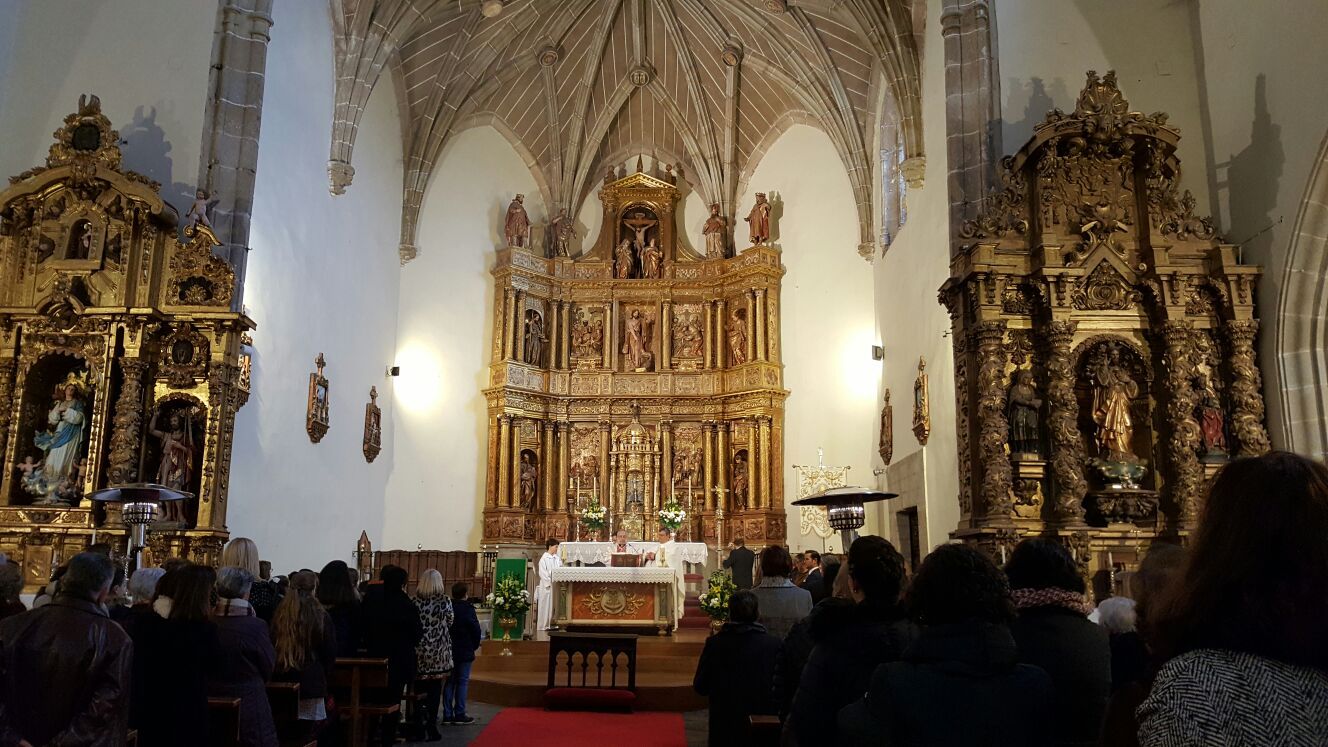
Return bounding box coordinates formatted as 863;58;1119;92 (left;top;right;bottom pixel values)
327;0;922;263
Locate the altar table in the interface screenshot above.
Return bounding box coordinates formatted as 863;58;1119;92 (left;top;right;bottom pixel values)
551;566;679;634
560;541;710;566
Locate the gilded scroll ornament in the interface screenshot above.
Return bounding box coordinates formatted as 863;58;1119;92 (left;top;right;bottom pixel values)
1072;263;1140;311
583;586;646;617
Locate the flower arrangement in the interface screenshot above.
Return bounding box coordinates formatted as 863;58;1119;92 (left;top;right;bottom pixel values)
484;573;531;617
698;570;736;621
581;500;607;532
658;501;687;532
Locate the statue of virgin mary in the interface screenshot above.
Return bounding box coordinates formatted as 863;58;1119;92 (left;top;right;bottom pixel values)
30;373;89;503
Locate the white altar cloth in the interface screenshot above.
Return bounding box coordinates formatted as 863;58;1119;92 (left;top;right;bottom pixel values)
550;566;678;584
560;541;709;566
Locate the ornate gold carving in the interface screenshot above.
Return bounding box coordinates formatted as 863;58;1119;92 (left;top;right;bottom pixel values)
1044;321;1088;523
307;354;329;443
583;586;647;617
973;323;1013;519
161;325;210;388
166;226;235;308
1161;321;1203;521
105;358;147;484
670;305;703;360
363;386;382;463
1225;320;1271;457
912;357;930;446
1072;263;1140;311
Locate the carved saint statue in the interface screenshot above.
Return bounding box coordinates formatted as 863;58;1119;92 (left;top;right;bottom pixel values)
614;239;634;279
524;312;546;366
727;309;748;365
672;313;703;359
150;407;196;523
519;453;538;508
744;193;772;245
878;390;893;465
29;376;88;504
503;194;531;247
702;203;727;259
1195;372;1227;455
622;309;654;371
548;209;574;258
1091;348;1138;459
1007;369;1043;456
72;221;94;259
185;189;214;231
732;452;749;508
640;238;663;279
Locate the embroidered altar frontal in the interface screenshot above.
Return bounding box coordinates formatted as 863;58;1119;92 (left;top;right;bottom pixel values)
552;567;676;634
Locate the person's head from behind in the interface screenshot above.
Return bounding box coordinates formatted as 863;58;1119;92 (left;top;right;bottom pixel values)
1097;597;1137;635
58;552;115;604
416;569;445;599
1151;452;1328;668
273;573;326;671
733;536;745;548
287;570;317;599
821;556;842;593
847;536;906;605
0;563;21;604
128;567;166;604
169;564;216;621
259;560;272;581
906;544;1015;626
380;564;409;592
87;542;114;558
220;537;260;576
1134;543;1186;640
728;590;760;625
216;566;254;601
318;560;357;608
832;559;854;600
1004;537;1084;594
451;582;469;601
759;545;793;580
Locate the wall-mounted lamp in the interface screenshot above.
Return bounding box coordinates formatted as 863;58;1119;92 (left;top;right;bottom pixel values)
872;345;884;361
386;366;401;377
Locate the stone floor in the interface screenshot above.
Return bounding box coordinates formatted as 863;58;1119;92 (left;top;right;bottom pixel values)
400;702;710;746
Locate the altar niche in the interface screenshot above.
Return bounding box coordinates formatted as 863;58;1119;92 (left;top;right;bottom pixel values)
0;96;253;585
940;71;1271;595
483;160;788;548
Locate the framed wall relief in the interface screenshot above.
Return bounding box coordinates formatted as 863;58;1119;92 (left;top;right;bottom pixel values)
307;353;329;443
879;389;894;465
362;386;382;463
912;357;930;446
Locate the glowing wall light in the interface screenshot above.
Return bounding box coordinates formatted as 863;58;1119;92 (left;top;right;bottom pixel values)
391;342;445;416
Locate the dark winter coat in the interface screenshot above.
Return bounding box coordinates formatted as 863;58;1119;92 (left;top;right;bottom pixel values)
784;597;917;746
772;597;852;718
361;585;424;691
839;621;1054;746
130;613;224;747
324;601;363;657
211;613;278;747
723;546;756;590
1010;605;1111;746
449;599;483;665
693;621;783;747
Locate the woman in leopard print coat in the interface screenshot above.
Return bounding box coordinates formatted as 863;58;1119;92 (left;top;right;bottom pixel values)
413;570;455;740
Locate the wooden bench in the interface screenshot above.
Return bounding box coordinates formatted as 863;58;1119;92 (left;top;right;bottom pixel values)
544;632;638;712
207;696;241;747
331;657;401;747
266;682;318;747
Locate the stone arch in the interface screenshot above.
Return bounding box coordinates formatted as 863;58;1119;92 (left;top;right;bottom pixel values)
1273;129;1328;459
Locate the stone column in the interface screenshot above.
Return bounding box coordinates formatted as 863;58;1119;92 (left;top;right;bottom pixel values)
973;320;1013;523
497;415;512;508
1225;320;1272;457
485;415;499;507
759;416;772;510
661;301;673;370
940;0;1001;242
557;422;570;511
1044;321;1087;525
1162;320;1204;523
745;291;757;362
715;299;728;367
106;358;149;485
542;420;556;510
755;289;768;361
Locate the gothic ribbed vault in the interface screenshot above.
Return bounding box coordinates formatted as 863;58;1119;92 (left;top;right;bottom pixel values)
328;0;923;263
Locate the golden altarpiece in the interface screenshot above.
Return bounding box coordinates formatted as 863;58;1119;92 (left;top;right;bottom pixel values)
483;165;788;547
0;97;252;588
941;72;1271;589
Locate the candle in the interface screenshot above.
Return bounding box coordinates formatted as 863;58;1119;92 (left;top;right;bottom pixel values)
999;545;1007;565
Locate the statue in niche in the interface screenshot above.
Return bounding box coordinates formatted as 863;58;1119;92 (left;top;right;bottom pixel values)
622;211;658;256
503;194;531;248
1195;371;1227;457
622;309;655;371
745;192;772;245
732;452;749;508
672;311;703;359
878;390;894;465
27;373;90;505
614;239;634;279
519;452;538;509
523;311;546;366
640;238;663;279
150;406;196;524
1007;369;1043;457
548;209;574;258
1091;347;1138;459
703;203;728;259
69;220;94;259
727;308;748;365
185;189;215;232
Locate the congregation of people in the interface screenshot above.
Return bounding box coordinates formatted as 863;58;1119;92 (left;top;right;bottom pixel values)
695;451;1328;746
0;538;482;746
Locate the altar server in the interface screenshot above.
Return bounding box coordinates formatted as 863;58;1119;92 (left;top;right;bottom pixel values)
535;538;561;631
647;527;687;621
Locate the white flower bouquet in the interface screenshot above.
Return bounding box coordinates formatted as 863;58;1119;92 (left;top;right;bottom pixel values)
581;500;608;532
658;501;686;532
484;573;531;617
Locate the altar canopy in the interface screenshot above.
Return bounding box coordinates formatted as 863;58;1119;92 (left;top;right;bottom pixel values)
551;566;679;633
559;541;709;566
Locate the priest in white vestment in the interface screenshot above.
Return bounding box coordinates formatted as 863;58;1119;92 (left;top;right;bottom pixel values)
646;527;686;619
536;538;561;631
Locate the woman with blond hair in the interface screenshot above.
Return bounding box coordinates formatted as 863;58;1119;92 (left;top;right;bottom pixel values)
412;569;455;741
222;538;282;619
271;571;337;734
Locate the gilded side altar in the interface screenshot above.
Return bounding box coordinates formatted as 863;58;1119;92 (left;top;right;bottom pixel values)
483;166;788;547
0;97;252;587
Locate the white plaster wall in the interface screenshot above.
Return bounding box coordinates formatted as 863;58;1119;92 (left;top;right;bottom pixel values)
994;0;1213;212
736;126;880;553
1192;0;1328;455
228;0;404;573
0;0;216;217
383;126;542;552
875;0;961;554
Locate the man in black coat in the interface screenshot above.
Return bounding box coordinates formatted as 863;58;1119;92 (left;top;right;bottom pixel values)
361;565;423;746
694;591;783;746
722;537;756;590
0;552;132;746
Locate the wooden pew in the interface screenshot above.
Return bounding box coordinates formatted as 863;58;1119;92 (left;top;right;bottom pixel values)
207;696;241;747
330;657;400;747
266;682;318;747
544;632;638;712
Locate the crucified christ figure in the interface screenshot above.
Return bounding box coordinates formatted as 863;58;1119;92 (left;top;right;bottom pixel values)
622;211;658;253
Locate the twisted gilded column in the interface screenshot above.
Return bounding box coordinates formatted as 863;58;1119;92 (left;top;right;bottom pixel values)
660;421;674;501
1225;320;1272;457
1044;321;1088;524
0;357;17;474
602;303;613;369
758;416;772;510
598;420;611;504
747;419;759;510
106;358;149;485
485;415;499;508
561;302;571;370
661;301;672;369
715;299;728;367
503;290;518;361
702;422;715;509
547;303;559;369
557;422;570;511
703;302;713;369
510;418;524;509
1162;321;1204;522
755;289;768;361
497;415;512;507
717;422;729;511
745;291;757;362
973;321;1013;523
542;420;555;510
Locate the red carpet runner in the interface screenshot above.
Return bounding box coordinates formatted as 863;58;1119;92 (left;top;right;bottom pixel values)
471;708;688;747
